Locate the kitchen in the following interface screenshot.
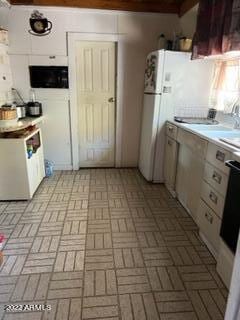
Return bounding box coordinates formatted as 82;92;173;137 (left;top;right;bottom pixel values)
0;0;240;319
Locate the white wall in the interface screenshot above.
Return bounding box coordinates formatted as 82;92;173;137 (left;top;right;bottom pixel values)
1;6;180;167
180;4;198;39
0;7;12;106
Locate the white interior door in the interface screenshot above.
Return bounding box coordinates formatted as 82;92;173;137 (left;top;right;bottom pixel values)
76;41;116;167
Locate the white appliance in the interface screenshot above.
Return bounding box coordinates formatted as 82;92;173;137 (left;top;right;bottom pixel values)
139;50;213;182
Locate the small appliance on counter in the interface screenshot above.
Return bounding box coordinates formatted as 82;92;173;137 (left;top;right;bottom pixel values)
12;88;27;119
16;104;27;119
27;101;42;117
27;89;42;117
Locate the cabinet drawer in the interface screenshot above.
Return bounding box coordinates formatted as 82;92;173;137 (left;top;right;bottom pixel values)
166;122;178;140
201;181;225;218
29;55;68;66
177;128;208;158
206;143;231;174
204;162;229;196
197;200;221;253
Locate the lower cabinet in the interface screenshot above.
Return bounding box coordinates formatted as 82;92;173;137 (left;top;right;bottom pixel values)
27;144;45;197
197;199;221;257
164;136;178;196
164;123;234;288
198;143;231;259
201;181;225;219
176;130;207;222
0;128;45;200
39;98;72;170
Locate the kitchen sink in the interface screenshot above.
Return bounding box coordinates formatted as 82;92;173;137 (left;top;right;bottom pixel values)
220;137;240;149
200;131;240;139
187;124;232;131
174;117;219;125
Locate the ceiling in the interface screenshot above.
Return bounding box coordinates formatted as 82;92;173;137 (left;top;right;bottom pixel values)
9;0;198;16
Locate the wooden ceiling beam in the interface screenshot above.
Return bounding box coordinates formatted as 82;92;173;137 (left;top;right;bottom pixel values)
10;0;180;14
179;0;198;17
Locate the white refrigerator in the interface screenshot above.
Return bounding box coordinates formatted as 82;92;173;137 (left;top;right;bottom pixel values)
139;50;213;182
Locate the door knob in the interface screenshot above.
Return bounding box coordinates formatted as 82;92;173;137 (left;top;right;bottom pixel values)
108;97;116;103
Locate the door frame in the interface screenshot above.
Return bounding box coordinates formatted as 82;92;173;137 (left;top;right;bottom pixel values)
68;32;122;170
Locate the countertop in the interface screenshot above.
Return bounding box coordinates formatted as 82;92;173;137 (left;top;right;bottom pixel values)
0;116;44;133
168;119;240;162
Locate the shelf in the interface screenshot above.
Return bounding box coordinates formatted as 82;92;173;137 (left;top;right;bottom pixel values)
0;116;44;133
26;131;41;158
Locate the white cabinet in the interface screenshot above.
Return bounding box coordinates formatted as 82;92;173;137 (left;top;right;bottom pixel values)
0;128;45;200
198;142;231;259
176;128;208;222
198;199;221;254
164;137;178;196
28;55;68;66
203;162;229;196
201;181;225;219
39;98;72;170
206;143;231;174
9;54;30;101
164;123;178;196
0;43;12;104
165;122;178;140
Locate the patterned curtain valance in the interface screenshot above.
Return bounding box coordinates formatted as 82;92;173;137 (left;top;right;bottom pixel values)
192;0;240;59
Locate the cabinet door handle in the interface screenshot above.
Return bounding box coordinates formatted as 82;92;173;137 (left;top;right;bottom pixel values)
205;212;213;224
216;150;225;162
212;171;222;184
167;139;172;146
209;191;218;204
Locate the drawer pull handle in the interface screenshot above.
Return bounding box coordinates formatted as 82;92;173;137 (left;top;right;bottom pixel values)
167;140;172;146
168;126;174;132
209;191;218;204
205;212;213;224
216;150;225;162
212;171;222;184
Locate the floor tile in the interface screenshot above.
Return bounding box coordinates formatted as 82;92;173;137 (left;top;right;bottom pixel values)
0;168;228;319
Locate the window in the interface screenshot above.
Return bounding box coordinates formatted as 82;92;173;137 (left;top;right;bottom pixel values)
210;60;240;113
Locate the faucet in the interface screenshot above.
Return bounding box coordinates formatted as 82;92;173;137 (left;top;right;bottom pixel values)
234;117;240;129
231;100;240;129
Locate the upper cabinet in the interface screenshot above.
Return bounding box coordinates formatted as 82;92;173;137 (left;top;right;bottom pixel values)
8;9;31;55
0;42;13;105
30;10;67;56
8;8;118;56
8;8;67;56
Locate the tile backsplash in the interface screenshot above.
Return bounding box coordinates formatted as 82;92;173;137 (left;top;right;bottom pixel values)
175;107;239;129
175;106;209;118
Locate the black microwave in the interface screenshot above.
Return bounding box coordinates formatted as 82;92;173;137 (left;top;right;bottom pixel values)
29;66;69;89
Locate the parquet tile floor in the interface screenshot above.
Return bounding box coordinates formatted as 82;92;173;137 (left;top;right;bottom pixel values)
0;169;228;319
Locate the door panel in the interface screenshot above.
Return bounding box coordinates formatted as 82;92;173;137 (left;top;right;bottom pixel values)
76;41;116;167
